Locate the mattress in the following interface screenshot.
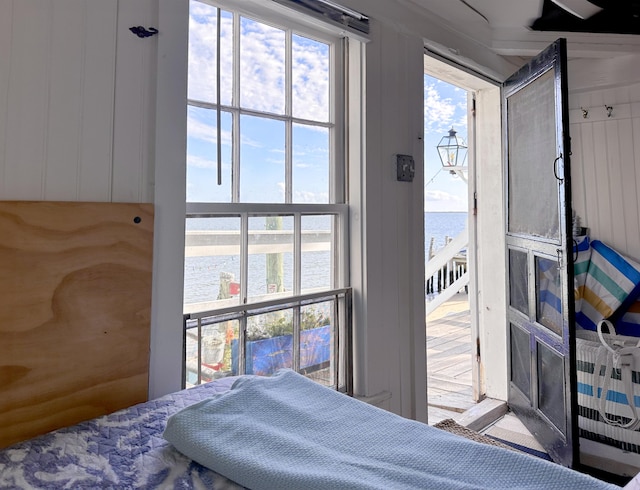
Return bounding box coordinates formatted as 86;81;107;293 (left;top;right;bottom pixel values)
0;376;245;489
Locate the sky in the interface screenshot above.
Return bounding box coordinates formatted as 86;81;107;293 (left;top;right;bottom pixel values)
186;1;469;212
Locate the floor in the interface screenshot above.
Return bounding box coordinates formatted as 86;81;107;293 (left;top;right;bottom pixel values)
426;293;474;425
426;294;546;454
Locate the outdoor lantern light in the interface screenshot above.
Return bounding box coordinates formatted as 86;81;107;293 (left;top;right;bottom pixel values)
436;128;468;172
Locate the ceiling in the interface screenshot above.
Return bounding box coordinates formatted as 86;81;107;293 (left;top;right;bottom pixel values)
532;0;640;35
402;0;640;60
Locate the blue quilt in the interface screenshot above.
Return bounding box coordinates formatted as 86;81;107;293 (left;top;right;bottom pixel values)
164;369;620;490
0;377;245;489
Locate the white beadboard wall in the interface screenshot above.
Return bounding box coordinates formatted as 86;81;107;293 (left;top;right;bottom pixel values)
569;82;640;261
0;0;157;203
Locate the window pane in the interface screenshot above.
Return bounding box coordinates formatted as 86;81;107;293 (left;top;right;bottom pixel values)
301;215;333;292
240;17;285;114
293;124;329;203
186;107;233;203
301;301;334;387
244;309;294;375
185;318;239;386
240;116;285;203
510;323;531;399
536;255;563;337
537;342;566;434
292;35;329;122
184;216;241;308
248;216;293;302
509;249;529;316
188;3;232;105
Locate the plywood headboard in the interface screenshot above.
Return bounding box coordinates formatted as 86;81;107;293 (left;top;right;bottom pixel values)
0;201;154;449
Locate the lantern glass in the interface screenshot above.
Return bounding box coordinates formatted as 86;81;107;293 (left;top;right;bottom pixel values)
437;128;467;167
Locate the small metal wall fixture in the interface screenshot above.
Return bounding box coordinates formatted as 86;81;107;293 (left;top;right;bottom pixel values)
129;26;158;38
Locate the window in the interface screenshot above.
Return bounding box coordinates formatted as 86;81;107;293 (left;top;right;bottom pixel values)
183;0;351;391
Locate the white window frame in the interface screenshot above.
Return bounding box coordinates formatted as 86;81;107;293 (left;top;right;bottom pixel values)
183;0;353;389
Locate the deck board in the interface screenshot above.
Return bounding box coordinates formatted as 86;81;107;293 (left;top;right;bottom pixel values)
426;298;473;424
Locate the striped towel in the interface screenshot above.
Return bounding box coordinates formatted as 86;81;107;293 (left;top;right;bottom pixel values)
576;240;640;331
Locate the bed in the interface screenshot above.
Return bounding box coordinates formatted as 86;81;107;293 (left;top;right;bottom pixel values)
1;369;636;490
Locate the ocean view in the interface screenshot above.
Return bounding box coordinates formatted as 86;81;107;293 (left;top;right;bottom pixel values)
184;211;468;306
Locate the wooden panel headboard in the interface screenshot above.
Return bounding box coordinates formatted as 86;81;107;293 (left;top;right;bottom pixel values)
0;201;154;449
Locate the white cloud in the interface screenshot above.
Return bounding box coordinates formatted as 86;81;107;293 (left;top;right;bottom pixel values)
424;83;456;134
187;115;232;146
424;78;468;139
187;154;216;169
188;7;329;122
424;189;467;212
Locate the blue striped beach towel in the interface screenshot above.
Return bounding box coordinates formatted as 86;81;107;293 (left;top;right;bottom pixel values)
576;240;640;331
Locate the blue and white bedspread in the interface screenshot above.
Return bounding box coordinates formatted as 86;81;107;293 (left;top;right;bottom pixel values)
0;377;246;490
164;369;621;490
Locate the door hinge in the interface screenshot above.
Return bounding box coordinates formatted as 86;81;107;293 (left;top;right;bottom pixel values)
473;191;478;216
476;336;481;363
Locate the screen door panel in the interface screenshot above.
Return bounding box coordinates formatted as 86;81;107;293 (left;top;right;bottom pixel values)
504;38;576;468
507;69;559;240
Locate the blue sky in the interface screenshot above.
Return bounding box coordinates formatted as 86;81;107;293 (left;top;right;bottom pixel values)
186;2;468;212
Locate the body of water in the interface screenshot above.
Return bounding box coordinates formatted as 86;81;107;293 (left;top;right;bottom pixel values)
184;212;468;306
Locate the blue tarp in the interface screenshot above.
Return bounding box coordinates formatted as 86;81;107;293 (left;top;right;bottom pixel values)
231;325;331;375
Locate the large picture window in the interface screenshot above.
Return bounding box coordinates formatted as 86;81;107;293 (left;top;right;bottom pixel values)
183;0;350;391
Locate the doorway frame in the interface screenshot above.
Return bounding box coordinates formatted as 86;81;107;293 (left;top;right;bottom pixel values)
424;53;508;403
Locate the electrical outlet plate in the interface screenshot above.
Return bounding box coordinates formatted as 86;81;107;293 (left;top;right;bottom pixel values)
396;154;415;182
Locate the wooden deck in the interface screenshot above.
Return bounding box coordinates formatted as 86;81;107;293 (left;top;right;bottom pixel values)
426;295;474;425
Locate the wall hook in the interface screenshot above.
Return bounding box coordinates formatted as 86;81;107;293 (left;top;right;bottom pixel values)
129;26;158;38
581;107;589;119
605;105;613;118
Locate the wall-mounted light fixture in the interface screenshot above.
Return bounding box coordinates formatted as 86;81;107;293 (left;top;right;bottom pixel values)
437;128;468;172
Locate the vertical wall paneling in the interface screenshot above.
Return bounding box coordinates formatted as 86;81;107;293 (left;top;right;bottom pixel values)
78;1;118;201
0;1;13;193
593;121;612;239
605;120;624;246
359;18;386;401
0;0;119;202
619;120;639;253
569;120;586;218
569;82;640;261
2;0;51;199
112;0;157;203
44;0;85;200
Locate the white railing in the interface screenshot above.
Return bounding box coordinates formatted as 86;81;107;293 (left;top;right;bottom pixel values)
426;228;469;316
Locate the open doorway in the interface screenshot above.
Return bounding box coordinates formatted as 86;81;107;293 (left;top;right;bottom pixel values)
423;73;473;424
422;51;507;423
423;53;549;457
